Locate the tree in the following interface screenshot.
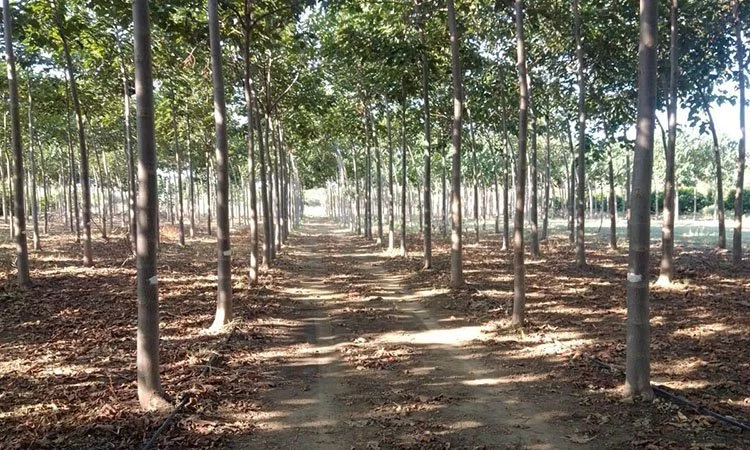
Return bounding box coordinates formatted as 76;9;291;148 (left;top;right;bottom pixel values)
573;0;586;267
132;0;169;411
208;0;233;330
511;0;528;327
417;0;432;270
657;0;678;285
625;0;657;402
4;0;31;288
447;0;463;288
732;0;745;265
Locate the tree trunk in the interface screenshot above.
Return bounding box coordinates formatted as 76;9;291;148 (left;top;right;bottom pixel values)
542;116;551;241
93;146;107;240
208;0;233;330
608;144;617;250
205;144;212;236
447;0;463;288
116;32;136;252
364;107;372;240
733;0;745;264
354;147;361;236
242;8;258;284
566;123;576;244
132;0;169;411
400;83;408;257
187;113;196;238
27;84;41;251
57;5;92;266
172;97;185;247
624;0;657;402
468;106;480;244
501;96;511;251
4;0;30;287
255;110;271;265
700;92;726;249
658;0;678;283
529;106;539;256
387;106;395;252
512;0;529;326
574;0;586;267
418;0;432;268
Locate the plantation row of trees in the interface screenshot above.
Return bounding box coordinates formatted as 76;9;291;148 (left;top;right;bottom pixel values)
2;0;746;407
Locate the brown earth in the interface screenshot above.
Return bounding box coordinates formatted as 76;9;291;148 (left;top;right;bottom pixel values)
0;218;747;449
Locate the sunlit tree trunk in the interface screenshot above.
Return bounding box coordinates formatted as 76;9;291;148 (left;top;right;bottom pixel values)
529;106;539;257
132;0;169;411
255;110;271;265
512;0;529;325
417;0;432;267
542;116;551;241
700;92;726;249
208;0;233;329
468;106;479;244
171;97;185;247
387;107;395;252
625;0;657;402
186;113;195;238
447;0;463;287
400;82;408;257
501;96;510;251
732;0;745;264
4;0;30;287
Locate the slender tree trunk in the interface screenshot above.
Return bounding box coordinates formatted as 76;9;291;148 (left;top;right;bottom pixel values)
271;117;281;252
132;0;169;411
542;116;551;241
701;92;726;249
387;107;395;252
255;110;271;266
447;0;463;288
501;97;511;251
417;0;432;268
375;116;383;245
574;0;586;267
512;0;529;325
354;147;361;236
733;0;745;264
63;72;81;243
658;0;678;283
625;0;657;402
242;10;258;284
205;145;212;236
57;5;92;266
5;149;14;240
529;107;539;256
93;145;107;240
566;124;576;243
626;148;631;236
187;113;195;238
172;98;185;247
4;0;30;287
27;85;41;251
116;32;136;252
608;143;617;250
364;107;372;240
208;0;232;329
468;107;480;244
400;83;408;257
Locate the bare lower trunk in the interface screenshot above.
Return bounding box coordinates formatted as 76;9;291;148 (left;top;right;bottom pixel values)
208;0;233;329
512;0;528;325
447;0;463;288
574;0;586;267
733;0;745;264
4;0;30;287
701;92;726;249
132;0;168;411
624;0;657;402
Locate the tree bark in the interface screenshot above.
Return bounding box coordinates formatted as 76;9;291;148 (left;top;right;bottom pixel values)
574;0;586;267
242;7;258;283
132;0;169;411
625;0;657;402
418;0;432;268
542;116;551;241
187;113;196;238
256;110;271;265
116;32;136;252
57;3;92;266
501;96;511;251
512;0;529;326
608;143;618;250
387;106;395;252
4;0;30;287
447;0;463;288
529;105;539;256
208;0;232;329
171;96;185;247
733;0;745;264
468;106;480;244
26;83;41;251
400;83;408;257
700;91;726;249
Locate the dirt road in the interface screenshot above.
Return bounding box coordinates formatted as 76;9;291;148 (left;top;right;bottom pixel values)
229;219;598;449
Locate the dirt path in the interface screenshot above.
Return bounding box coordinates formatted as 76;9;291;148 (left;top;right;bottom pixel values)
229;219;597;449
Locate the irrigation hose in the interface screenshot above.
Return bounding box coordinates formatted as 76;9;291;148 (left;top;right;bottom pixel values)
585;354;749;433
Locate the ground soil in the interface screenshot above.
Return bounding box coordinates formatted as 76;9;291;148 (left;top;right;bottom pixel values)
0;218;748;449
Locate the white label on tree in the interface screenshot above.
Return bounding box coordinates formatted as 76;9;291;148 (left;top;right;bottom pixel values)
148;275;158;285
627;272;642;283
223;250;231;256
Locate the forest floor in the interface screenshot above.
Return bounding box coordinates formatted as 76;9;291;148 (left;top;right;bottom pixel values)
0;218;748;449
